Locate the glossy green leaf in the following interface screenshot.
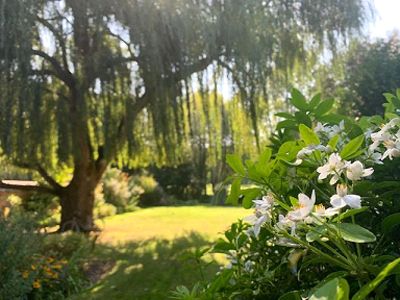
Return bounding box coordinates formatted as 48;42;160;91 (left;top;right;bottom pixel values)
319;114;345;124
277;120;298;130
332;207;368;222
242;188;261;209
226;154;245;175
279;291;302;300
306;225;328;242
276;112;295;119
332;223;376;243
328;134;340;150
314;99;334;117
309;93;322;108
295;111;312;128
226;178;241;206
309;277;349;300
259;148;272;165
299;124;320;145
291;88;309;110
340;135;364;160
308;272;349;298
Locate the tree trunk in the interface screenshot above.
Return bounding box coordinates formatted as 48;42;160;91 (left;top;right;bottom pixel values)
58;160;106;232
59;184;95;232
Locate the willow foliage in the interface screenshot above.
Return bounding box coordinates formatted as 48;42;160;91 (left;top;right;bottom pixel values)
0;0;369;170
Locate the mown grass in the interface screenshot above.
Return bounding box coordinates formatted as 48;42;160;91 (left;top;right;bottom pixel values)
71;206;247;300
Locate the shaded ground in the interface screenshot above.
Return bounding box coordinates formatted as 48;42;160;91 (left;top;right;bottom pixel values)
70;206;247;300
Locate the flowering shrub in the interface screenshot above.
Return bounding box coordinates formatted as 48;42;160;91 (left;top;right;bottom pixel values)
0;214;90;299
173;89;400;299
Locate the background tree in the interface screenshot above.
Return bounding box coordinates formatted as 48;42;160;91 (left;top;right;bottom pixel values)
0;0;369;231
315;33;400;116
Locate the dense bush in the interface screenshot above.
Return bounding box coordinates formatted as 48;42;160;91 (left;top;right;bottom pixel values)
0;213;92;299
173;89;400;299
0;215;40;298
130;172;168;207
149;163;208;200
101;168;139;213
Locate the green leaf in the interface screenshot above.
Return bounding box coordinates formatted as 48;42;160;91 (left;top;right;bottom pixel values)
211;238;235;253
277;119;298;130
290;88;309;110
299;124;320;145
383;92;395;102
319;114;345;124
309;277;349;300
332;223;376;243
381;213;400;235
352;258;400;300
277;141;301;161
241;188;261;209
306;225;328;242
309;93;322;108
226;178;241;206
307;272;349;298
332;207;368;222
279;291;302;300
340;135;364;160
314;99;334;117
259;148;272;165
289;196;298;206
275;112;295;119
295;111;312;128
207;269;233;293
226;154;245;175
328;134;340;150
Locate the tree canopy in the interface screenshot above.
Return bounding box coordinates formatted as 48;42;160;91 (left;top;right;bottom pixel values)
0;0;370;230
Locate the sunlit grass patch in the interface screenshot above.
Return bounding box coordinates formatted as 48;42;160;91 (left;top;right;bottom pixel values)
71;206;247;300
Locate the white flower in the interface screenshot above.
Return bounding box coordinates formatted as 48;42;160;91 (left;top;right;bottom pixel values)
330;184;361;209
364;149;383;165
345;161;374;181
287;190;316;221
317;153;346;185
253;195;274;212
370;130;391;151
244;195;275;237
244;213;269;237
329;121;345;138
313;204;339;218
295;145;330;165
314;121;344;139
381;140;400;160
314;122;325;133
382;147;400;160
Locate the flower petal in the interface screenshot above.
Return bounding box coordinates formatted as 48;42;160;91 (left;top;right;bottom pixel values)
344;195;361;209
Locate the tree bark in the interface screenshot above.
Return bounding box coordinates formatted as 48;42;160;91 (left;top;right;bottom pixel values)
58;160;106;232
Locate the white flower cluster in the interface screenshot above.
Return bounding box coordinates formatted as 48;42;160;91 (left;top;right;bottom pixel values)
370;118;400;160
317;153;373;185
245;186;362;241
242;117;400;243
243;195;274;237
315;121;345;139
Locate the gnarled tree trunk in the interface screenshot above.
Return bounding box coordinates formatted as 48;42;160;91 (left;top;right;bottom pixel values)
59;159;106;232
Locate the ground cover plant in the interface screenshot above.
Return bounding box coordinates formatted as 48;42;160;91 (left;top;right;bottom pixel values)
173;89;400;299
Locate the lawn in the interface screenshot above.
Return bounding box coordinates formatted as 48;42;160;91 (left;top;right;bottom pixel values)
71;206;248;300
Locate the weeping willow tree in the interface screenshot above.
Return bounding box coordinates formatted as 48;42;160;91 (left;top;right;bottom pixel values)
0;0;369;231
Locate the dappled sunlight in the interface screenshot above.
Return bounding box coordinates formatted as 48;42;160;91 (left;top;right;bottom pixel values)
96;206;248;244
76;233;222;300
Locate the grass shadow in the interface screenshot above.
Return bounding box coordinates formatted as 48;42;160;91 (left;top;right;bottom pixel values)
73;232;221;300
